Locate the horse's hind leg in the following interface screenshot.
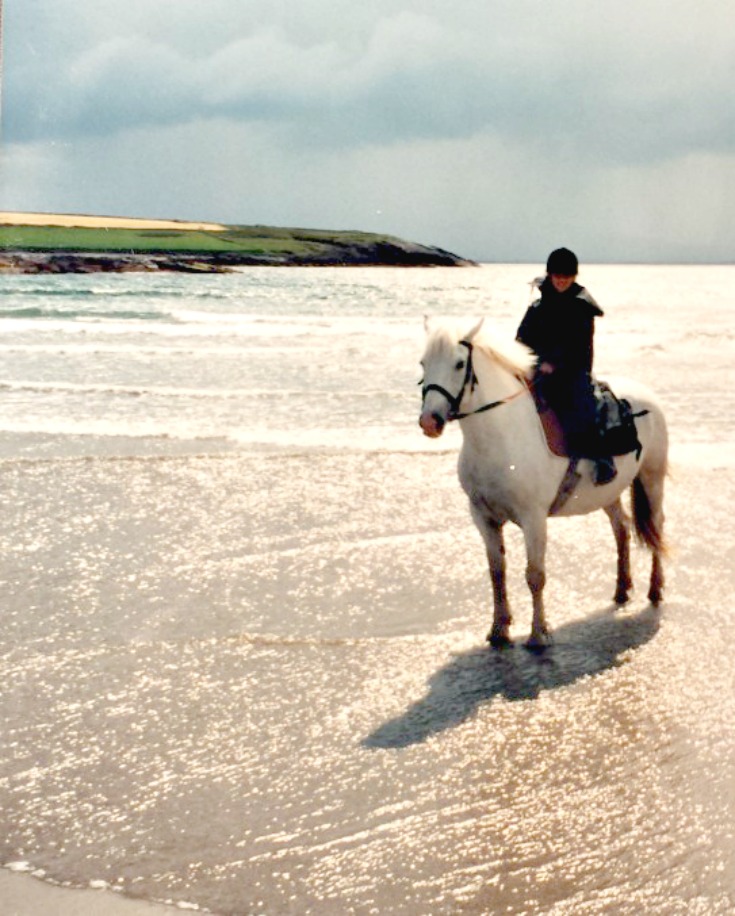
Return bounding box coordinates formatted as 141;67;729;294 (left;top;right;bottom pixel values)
645;474;666;606
632;469;666;606
649;550;664;606
604;498;632;605
473;513;512;647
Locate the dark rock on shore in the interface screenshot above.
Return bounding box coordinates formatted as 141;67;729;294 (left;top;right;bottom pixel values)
0;252;231;274
0;239;475;274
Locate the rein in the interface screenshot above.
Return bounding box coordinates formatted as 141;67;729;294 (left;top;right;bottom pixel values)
421;339;529;422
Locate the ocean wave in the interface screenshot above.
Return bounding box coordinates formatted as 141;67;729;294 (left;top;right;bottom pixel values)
0;305;176;322
0;416;234;442
0;415;447;458
0;380;410;400
0;379;237;399
0;343;259;356
0;282;233;300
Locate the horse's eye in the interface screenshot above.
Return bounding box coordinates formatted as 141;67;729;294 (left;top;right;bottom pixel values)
455;360;465;371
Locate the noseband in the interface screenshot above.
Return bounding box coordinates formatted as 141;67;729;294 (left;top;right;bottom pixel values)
421;339;528;422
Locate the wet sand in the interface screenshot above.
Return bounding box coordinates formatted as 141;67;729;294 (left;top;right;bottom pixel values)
0;869;180;915
1;441;734;914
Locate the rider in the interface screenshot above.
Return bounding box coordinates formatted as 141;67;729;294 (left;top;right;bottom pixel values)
516;247;617;485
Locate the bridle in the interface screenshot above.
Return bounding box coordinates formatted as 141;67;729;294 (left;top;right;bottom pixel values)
420;339;529;422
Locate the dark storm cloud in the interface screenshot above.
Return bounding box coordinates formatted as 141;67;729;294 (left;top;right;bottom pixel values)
4;0;734;165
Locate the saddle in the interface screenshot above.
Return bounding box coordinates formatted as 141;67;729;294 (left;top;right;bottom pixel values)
593;380;646;458
533;379;645;459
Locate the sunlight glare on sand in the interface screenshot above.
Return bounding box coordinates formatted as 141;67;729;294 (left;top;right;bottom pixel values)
0;265;734;913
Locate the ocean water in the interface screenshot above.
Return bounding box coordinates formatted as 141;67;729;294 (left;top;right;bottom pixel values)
0;265;734;914
0;265;731;461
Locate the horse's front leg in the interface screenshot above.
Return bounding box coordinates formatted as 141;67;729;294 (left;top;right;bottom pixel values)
473;511;512;647
521;515;549;650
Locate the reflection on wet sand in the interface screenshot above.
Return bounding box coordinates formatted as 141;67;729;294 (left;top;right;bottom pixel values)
366;604;661;747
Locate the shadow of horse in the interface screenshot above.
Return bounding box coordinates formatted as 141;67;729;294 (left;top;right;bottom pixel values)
364;604;661;749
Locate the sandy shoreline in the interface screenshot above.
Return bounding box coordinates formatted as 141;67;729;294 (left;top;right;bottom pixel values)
0;870;182;915
0;211;226;231
1;445;733;913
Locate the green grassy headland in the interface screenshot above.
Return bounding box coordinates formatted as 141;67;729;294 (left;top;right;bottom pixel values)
0;223;414;256
0;218;472;269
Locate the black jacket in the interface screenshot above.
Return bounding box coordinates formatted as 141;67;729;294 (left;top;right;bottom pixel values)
516;278;603;375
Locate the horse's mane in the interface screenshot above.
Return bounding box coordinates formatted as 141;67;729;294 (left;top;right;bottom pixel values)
426;318;535;379
472;331;535;380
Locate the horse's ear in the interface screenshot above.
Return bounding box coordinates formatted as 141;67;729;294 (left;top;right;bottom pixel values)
424;315;433;333
465;318;484;341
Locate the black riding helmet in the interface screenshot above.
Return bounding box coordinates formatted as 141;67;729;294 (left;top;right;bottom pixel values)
546;248;579;276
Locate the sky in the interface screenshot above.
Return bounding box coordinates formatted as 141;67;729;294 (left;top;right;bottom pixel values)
1;0;734;263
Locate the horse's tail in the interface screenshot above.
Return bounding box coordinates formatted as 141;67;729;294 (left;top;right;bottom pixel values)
631;473;667;554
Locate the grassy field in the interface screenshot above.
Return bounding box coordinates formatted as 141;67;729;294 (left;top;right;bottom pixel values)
0;215;470;268
0;223;402;257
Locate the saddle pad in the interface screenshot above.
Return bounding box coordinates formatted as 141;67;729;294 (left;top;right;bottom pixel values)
538;405;569;457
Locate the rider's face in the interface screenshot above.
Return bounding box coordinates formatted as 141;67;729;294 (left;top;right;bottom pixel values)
550;274;576;293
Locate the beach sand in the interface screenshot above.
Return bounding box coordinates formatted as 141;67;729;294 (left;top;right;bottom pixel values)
1;441;734;914
0;870;181;915
0;211;226;231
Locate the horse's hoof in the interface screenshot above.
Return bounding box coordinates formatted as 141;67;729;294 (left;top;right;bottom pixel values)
487;631;513;650
648;591;663;607
525;632;553;654
613;591;630;606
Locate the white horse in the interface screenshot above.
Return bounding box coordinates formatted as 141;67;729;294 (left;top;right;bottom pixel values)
419;318;668;650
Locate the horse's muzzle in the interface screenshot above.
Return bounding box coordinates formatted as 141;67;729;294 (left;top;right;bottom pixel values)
419;410;446;438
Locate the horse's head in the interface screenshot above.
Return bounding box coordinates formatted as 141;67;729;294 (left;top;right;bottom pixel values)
419;318;535;438
419;318;484;438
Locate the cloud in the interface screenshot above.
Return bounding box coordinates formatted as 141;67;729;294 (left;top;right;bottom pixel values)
6;1;735;162
2;0;734;261
6;9;475;143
